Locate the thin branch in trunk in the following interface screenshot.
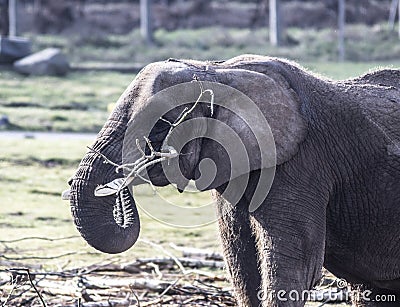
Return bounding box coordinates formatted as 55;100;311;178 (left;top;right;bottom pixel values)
86;146;121;169
90;81;214;198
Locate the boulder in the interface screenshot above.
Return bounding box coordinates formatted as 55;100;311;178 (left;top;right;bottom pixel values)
13;48;69;76
0;115;10;127
0;36;31;63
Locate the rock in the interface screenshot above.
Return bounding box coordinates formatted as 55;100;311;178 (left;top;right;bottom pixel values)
0;115;9;127
13;48;69;76
0;37;31;64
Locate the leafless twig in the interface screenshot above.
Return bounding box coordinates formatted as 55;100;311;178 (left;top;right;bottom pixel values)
138;239;187;274
1;251;98;261
86;146;121;168
158;277;181;298
129;286;141;307
0;236;79;244
9;268;47;307
1;280;17;307
147;262;163;280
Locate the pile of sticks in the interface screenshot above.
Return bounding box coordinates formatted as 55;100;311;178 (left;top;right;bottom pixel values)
1;238;349;306
0;244;234;307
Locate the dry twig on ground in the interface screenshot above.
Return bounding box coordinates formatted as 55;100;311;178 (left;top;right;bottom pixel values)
0;238;346;306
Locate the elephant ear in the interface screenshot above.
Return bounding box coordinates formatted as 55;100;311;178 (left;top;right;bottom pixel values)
193;67;307;211
215;68;307;167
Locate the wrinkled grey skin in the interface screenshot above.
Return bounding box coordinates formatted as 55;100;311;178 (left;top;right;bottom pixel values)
69;55;400;306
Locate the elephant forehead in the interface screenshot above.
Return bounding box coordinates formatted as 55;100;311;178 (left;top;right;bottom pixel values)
128;62;215;114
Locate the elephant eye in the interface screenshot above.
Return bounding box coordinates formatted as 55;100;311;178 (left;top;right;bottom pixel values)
147;103;197;153
152;118;170;135
145;119;172;154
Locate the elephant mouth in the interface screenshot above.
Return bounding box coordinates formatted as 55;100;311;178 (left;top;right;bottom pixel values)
61;177;74;200
91;143;179;198
61;189;71;200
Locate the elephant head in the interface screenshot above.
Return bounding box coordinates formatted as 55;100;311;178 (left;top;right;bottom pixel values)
65;55;307;254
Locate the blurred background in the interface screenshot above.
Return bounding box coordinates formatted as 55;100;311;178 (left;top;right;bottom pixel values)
1;0;400;132
0;1;399;306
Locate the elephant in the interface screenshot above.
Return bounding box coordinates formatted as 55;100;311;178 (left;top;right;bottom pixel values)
64;55;400;306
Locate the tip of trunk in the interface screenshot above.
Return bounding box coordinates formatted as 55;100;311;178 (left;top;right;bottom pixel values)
71;179;140;254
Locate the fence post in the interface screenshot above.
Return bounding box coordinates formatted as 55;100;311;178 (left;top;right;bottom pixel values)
140;0;154;45
338;0;346;61
269;0;282;46
398;0;400;38
9;0;17;37
388;0;399;30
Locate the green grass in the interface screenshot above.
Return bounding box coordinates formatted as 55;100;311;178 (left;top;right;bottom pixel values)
0;71;133;132
28;23;400;64
0;107;108;132
303;61;400;80
0;138;219;270
0;71;131;109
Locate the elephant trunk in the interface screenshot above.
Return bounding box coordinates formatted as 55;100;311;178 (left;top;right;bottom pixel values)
70;122;140;254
